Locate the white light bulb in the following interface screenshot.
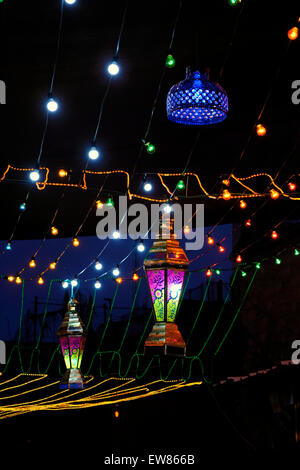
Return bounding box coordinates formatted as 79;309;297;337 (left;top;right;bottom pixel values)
144;182;152;192
62;281;69;289
47;98;58;112
137;241;145;252
65;0;76;4
94;280;102;289
29;170;40;182
95;261;103;271
107;61;120;76
163;204;172;214
88;146;100;160
71;279;78;287
112;267;120;277
112;230;121;239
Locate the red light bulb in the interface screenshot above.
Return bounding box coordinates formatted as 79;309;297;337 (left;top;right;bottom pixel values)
271;230;278;240
236;254;242;263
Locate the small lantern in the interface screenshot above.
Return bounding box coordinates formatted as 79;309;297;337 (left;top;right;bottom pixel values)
57;298;87;389
143;213;189;356
167;68;228;126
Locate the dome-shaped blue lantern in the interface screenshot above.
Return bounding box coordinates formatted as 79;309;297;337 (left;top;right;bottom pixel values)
167;68;229;125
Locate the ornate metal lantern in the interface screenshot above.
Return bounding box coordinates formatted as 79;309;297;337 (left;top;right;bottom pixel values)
144;214;189;356
57;298;87;389
167;67;228;125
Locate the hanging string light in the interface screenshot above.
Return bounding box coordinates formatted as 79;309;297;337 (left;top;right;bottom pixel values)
5;242;12;251
288;27;299;40
112;266;120;277
88;146;100;160
29;169;40;182
29;258;36;268
271;230;279;240
73;238;80;247
239;200;247;209
256;124;267;136
207;236;214;245
116;277;123;284
245;218;252;227
143;181;153;192
132;273;139;281
275;257;282;265
176;179;185;190
288;182;296;191
236;254;242;263
49;262;57;270
145;142;156;154
37;276;44;285
19;202;26;212
206;268;212;277
165;54;176;68
270;189;280;200
106;196;114;207
137;240;145;253
112;230;121;239
46;97;59;113
94;279;102;289
58;169;68;177
218;244;225;253
16;276;22;284
107;59;120;76
95;260;103;271
222;189;231;200
51;226;59;236
62;280;69;289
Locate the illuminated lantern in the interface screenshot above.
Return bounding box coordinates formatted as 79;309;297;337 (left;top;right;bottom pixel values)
167;68;228;125
143;213;189;356
57;298;87;389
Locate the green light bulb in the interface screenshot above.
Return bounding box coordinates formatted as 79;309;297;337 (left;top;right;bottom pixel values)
275;258;282;265
294;248;300;256
241;271;247;277
228;0;238;5
176;179;185;190
106;196;114;207
255;262;261;269
215;269;221;275
165;54;176;68
145;142;156;154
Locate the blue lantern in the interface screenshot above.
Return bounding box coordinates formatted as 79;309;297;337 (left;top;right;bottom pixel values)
167;68;229;125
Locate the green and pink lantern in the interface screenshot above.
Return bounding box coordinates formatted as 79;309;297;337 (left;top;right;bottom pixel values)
144;214;189;356
57;298;87;389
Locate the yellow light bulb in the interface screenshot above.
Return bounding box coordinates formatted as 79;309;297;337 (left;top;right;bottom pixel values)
116;277;123;284
288;27;299;40
222;189;231;200
51;226;58;236
8;276;15;282
16;277;22;284
38;277;44;285
96;200;103;209
29;259;36;268
73;238;79;247
49;262;57;270
58;169;68;177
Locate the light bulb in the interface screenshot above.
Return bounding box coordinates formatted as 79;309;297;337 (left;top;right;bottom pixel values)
46;97;58;113
73;237;79;247
275;257;282;265
163;204;172;214
96;200;103;209
176;179;185;190
165;54;176;68
6;242;12;251
294;248;300;256
112;230;121;239
271;230;278;240
107;60;120;76
215;269;221;275
236;254;242;263
270;189;280;200
116;277;123;284
8;276;15;282
255;262;261;270
132;273;139;281
19;202;26;211
145;142;156;154
106;196;114;207
16;277;22;284
218;245;225;253
245;219;252;227
88;146;100;160
241;271;247;277
206;268;212;277
29;258;36;268
65;0;77;4
240;200;247;209
256;124;266;136
143;182;152;192
49;262;56;270
207;236;214;245
62;280;69;289
114;409;120;418
137;240;145;252
29;170;40;182
94;280;102;289
95;260;103;270
112;266;120;277
288;27;299;40
58;169;68;177
184;225;191;234
222;189;231;200
51;226;58;236
288;182;296;191
38;276;44;285
71;279;78;287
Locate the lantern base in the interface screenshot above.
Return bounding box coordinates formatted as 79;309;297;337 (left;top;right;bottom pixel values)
59;368;85;390
144;322;186;357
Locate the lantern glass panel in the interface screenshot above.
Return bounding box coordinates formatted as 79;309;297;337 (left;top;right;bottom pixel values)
146;269;165;322
167;269;185;322
59;337;70;369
